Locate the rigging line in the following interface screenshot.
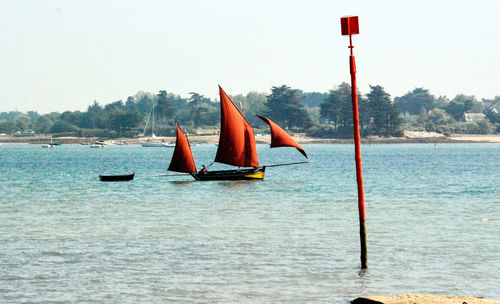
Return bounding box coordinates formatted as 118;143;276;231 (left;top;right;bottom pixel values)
263;161;312;168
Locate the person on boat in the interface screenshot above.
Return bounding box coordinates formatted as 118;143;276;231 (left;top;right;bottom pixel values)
199;165;207;174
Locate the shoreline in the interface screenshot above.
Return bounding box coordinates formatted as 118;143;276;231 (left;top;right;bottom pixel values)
352;294;500;304
1;133;499;145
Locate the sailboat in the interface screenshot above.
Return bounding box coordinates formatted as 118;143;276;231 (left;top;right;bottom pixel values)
167;86;308;181
140;104;174;147
41;135;61;148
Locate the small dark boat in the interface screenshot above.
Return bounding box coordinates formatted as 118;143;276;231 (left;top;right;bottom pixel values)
99;173;135;182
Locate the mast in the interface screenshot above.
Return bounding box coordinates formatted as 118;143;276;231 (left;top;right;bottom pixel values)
142;106;153;137
152;105;155;137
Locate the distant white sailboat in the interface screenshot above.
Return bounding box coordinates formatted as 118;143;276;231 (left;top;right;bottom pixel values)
89;143;105;148
42;135;60;148
139;104;174;147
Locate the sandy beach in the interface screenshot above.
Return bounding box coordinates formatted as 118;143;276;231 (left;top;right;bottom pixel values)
352;294;500;304
1;132;499;145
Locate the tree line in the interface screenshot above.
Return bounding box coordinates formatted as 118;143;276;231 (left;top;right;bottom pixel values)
1;84;499;138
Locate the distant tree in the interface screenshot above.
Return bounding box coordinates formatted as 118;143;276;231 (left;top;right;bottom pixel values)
0;121;16;133
243;91;267;125
434;96;450;109
50;120;77;133
14;118;30;132
417;108;428;125
320;82;352;129
188;92;213;127
366;85;402;136
188;92;208;108
302;92;328;107
125;96;136;110
134;91;155;114
453;95;484;113
395;88;435;115
156;90;176;124
320;89;341;128
27;111;40;119
428;108;452;126
0;111;28;121
484;108;500;124
445;101;467;121
476;119;494;134
81;100;105;129
104;100;125;113
60;111;83;125
265;85;312;129
109;110;143;131
34;115;54;134
45;112;61;121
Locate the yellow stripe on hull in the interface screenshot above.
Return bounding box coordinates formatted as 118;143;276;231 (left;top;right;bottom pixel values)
244;171;265;179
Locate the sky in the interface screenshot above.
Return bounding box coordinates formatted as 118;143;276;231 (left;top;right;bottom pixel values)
1;0;499;114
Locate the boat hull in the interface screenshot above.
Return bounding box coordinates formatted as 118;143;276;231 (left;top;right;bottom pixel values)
99;173;135;182
140;142;174;147
191;167;265;181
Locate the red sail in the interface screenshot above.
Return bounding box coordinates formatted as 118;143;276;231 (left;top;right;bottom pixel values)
168;124;197;173
214;86;259;167
257;115;308;159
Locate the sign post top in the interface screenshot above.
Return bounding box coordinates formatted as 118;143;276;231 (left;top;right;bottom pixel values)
341;16;359;35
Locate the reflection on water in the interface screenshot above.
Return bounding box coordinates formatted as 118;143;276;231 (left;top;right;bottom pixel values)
217;180;261;189
168;180;195;185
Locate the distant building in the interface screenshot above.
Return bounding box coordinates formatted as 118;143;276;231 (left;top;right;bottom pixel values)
464;113;486;123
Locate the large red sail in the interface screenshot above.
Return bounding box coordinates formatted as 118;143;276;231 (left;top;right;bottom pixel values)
168;124;197;173
214;86;259;167
257;115;308;158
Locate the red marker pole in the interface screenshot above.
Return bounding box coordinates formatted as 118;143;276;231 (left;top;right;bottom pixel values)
341;16;367;269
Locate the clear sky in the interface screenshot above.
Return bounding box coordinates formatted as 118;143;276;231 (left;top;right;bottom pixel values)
1;0;499;113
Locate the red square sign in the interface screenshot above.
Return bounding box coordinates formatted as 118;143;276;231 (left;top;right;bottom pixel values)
341;16;359;35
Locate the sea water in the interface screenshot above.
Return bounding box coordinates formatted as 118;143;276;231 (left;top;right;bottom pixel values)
0;143;498;303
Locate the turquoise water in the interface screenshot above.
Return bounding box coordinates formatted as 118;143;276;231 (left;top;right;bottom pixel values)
0;143;498;303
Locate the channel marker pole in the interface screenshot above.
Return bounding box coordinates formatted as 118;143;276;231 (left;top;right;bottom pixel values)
341;16;367;269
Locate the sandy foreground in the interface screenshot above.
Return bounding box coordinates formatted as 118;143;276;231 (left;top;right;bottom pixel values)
352;295;500;304
1;131;499;145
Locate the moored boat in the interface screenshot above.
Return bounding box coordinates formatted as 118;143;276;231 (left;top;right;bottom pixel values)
99;173;135;182
139;104;174;147
42;135;61;148
140;140;174;147
89;143;104;148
